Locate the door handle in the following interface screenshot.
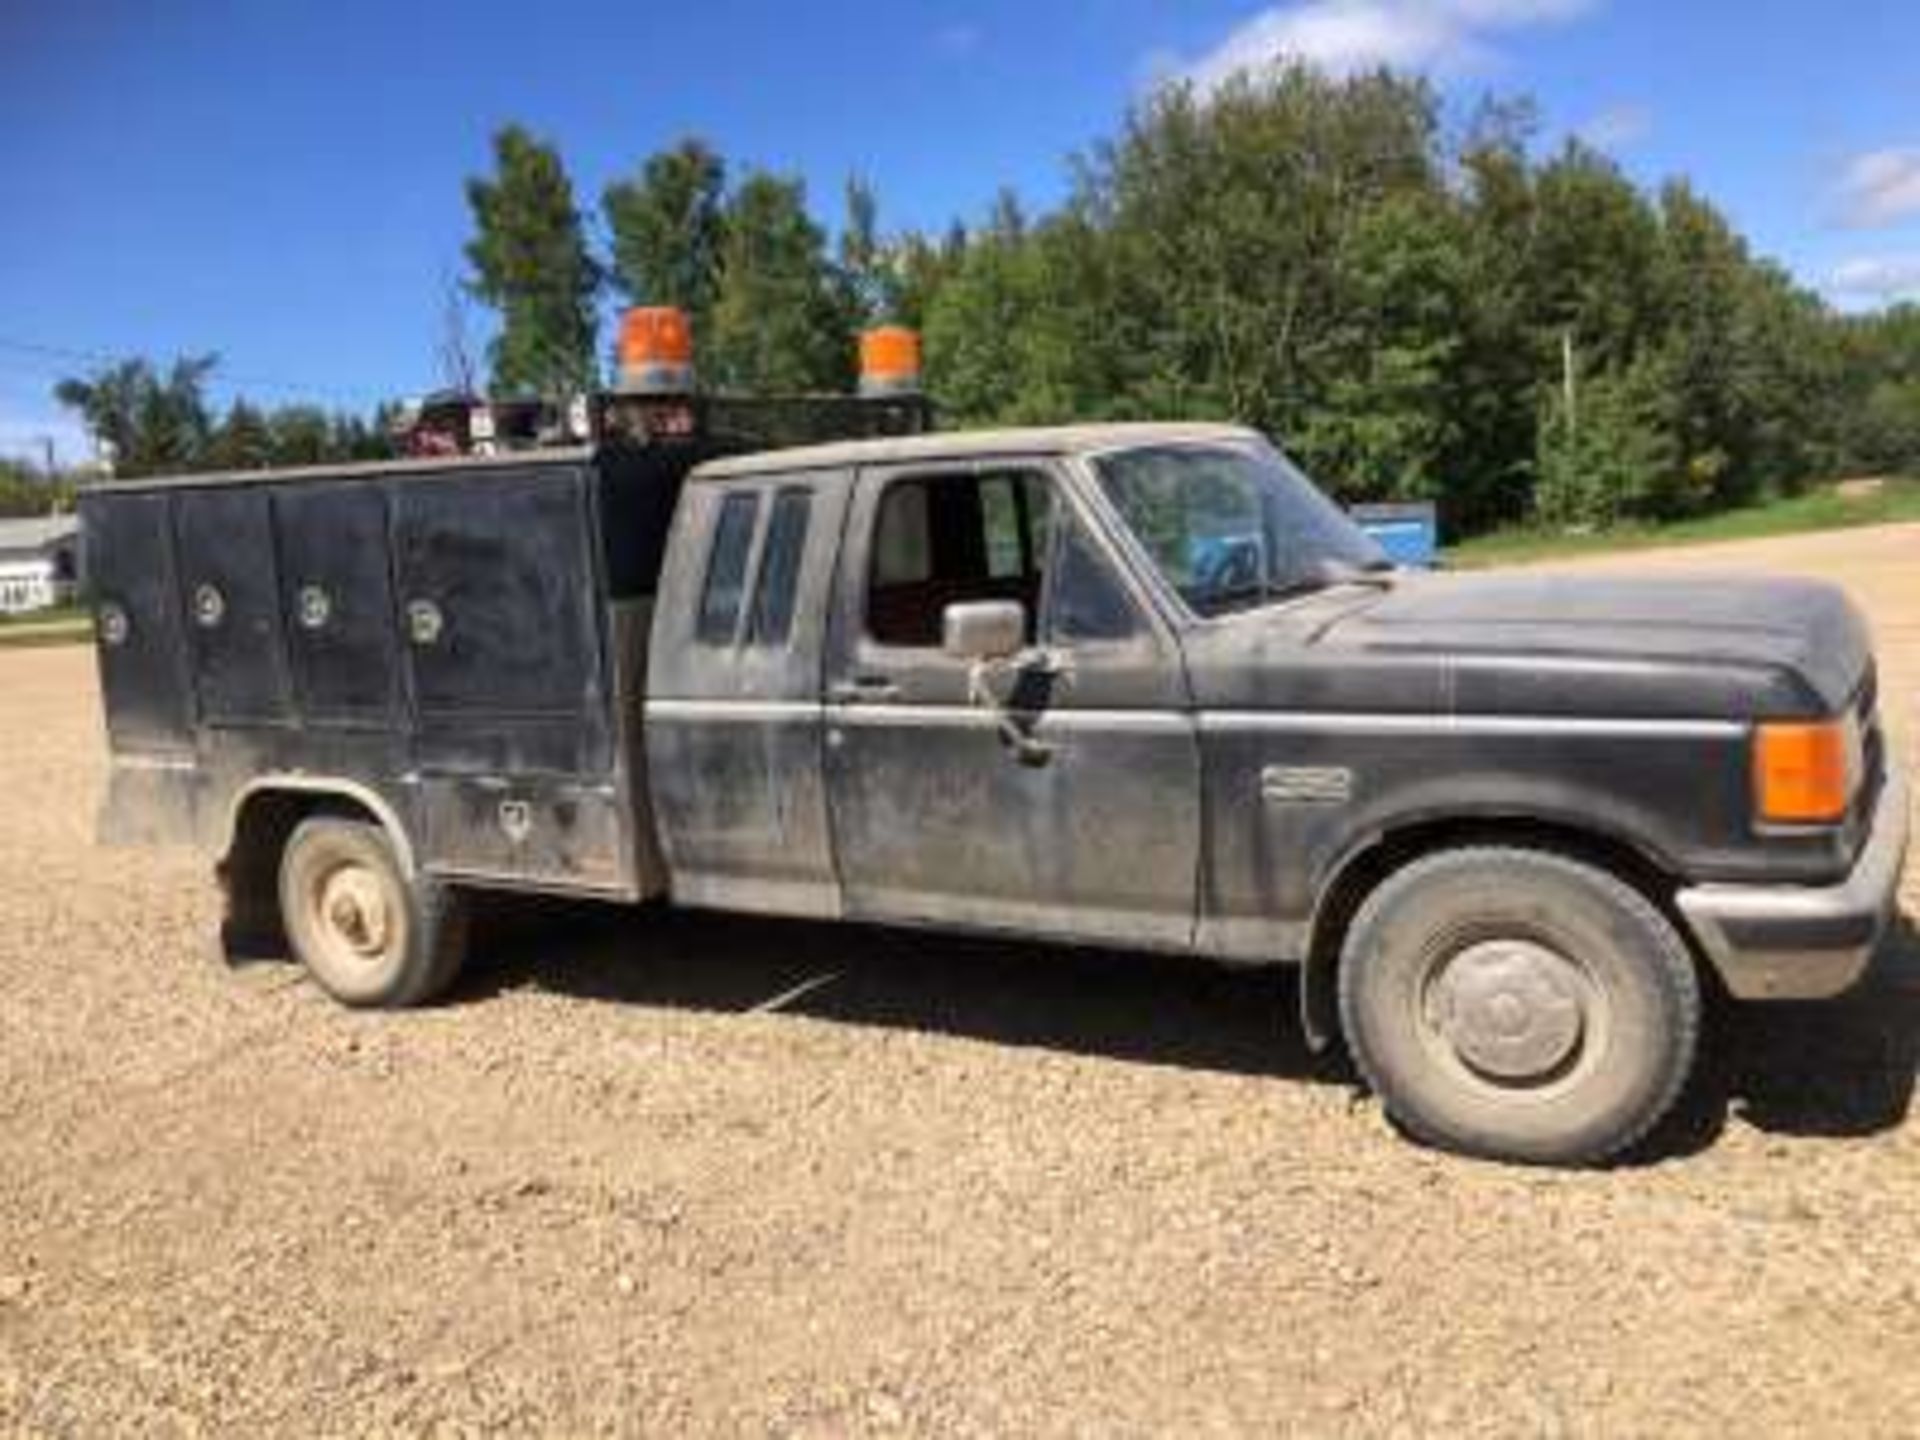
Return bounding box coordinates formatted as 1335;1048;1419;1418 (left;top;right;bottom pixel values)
829;676;900;703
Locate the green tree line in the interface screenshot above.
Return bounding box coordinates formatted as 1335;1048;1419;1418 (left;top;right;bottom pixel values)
454;68;1920;534
0;460;75;519
52;355;392;481
52;64;1920;535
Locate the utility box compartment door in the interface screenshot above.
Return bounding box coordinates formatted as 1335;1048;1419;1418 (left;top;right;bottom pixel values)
393;466;609;776
84;490;193;751
173;488;294;726
419;776;625;890
272;481;401;726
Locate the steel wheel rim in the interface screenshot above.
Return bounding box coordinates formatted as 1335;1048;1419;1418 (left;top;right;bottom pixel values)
310;861;398;973
1416;936;1609;1096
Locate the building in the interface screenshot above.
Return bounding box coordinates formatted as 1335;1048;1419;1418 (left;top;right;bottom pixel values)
0;515;80;615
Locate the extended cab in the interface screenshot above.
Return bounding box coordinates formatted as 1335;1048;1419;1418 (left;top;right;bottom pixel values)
84;414;1908;1165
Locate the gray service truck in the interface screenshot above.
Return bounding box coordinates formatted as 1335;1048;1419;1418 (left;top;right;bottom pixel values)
84;414;1908;1165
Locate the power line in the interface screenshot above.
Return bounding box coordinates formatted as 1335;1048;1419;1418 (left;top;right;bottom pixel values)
0;335;393;405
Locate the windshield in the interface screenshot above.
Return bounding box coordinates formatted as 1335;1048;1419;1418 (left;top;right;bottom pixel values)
1090;440;1390;617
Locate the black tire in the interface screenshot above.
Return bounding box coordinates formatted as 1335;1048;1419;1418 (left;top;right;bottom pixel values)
277;817;468;1008
1337;846;1700;1166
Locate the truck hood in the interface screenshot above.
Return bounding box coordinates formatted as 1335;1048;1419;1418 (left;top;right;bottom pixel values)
1185;571;1873;720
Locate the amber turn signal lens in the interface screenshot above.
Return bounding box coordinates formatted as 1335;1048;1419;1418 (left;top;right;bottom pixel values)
1753;720;1856;824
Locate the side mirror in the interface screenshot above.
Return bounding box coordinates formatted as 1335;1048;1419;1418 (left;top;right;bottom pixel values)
942;600;1026;662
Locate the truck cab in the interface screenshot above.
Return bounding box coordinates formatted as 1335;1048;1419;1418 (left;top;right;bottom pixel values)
85;399;1908;1167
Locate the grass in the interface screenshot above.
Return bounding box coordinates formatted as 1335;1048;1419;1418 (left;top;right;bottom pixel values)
1445;476;1920;568
0;603;91;649
0;602;87;628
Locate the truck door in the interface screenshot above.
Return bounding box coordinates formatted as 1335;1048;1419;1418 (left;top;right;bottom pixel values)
644;467;852;917
822;459;1201;948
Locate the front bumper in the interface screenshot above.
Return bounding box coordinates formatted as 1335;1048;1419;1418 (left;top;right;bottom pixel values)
1677;766;1910;1000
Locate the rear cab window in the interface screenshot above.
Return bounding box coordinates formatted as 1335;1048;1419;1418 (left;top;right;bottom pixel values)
696;483;815;650
746;490;812;645
697;492;761;644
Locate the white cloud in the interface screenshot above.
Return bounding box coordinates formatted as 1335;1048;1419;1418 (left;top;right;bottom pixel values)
1175;0;1598;93
1829;255;1920;305
1833;148;1920;229
1578;102;1651;151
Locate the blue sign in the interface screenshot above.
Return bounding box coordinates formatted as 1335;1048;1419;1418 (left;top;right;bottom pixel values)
1350;502;1438;569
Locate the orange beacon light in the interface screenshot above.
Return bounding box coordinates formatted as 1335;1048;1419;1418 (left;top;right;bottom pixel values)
617;307;696;395
858;326;923;397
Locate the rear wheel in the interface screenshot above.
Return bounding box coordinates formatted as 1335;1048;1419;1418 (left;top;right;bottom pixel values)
278;818;467;1008
1337;846;1699;1166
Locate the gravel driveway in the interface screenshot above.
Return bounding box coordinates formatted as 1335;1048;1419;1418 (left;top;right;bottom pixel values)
2;524;1916;1434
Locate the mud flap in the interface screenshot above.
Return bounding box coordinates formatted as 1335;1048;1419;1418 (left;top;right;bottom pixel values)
214;851;288;968
1300;952;1339;1053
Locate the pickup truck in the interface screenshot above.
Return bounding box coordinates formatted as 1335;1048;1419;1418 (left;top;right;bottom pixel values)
83;411;1909;1165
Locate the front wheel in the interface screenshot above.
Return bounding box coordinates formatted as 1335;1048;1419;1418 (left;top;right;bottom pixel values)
278;817;468;1008
1337;847;1700;1166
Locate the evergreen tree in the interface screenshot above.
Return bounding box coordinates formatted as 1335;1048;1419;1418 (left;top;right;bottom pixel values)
707;172;850;393
464;125;600;396
265;406;335;468
603;138;728;343
208;399;274;471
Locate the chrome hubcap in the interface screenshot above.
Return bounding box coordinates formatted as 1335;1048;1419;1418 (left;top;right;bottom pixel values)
1426;939;1588;1083
317;866;391;961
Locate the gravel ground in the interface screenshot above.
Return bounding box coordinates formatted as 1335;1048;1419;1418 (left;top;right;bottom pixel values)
2;524;1916;1436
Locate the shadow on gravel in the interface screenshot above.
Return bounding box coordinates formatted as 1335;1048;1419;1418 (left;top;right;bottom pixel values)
457;896;1350;1086
455;897;1920;1162
1637;912;1920;1162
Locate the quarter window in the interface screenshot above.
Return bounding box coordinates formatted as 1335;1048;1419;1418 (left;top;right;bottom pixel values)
1048;517;1143;643
697;491;760;644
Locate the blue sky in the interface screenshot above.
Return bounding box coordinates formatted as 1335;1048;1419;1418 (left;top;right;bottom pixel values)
4;0;1918;464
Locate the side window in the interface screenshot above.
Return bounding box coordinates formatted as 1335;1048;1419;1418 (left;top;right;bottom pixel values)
871;481;930;585
980;473;1049;579
866;470;1054;648
697;491;760;645
746;489;811;646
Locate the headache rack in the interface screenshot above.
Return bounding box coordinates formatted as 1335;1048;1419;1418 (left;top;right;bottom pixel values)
398;307;932;462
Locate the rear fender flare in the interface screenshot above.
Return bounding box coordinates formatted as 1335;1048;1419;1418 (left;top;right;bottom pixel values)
224;775;418;878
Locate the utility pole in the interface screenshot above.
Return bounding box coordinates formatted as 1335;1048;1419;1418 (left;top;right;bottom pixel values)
1561;329;1578;438
40;436;55;483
